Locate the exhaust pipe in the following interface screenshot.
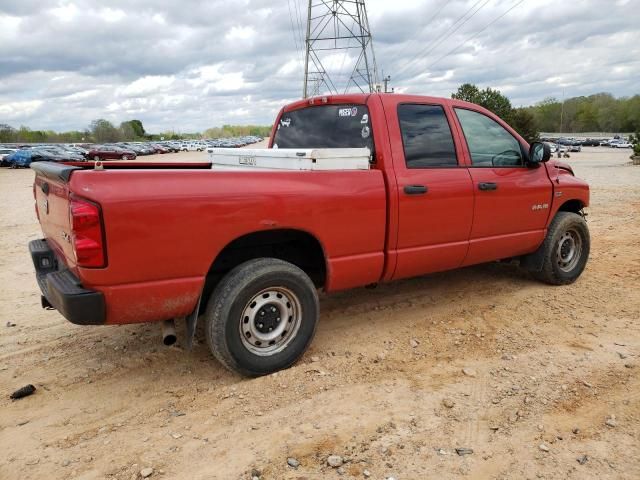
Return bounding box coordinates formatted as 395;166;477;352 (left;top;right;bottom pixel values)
161;319;177;346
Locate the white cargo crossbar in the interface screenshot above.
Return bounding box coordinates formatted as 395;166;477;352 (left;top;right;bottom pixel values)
208;148;371;171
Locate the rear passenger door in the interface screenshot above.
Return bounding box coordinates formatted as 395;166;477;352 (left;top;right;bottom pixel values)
390;102;474;280
453;107;553;265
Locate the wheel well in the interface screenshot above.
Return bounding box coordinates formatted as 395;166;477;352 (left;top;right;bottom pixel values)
202;229;326;308
558;199;585;215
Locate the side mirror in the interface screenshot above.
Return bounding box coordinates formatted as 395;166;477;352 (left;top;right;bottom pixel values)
529;142;551;165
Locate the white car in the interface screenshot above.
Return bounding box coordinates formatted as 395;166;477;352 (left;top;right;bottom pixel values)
0;147;17;164
614;141;632;148
181;142;205;152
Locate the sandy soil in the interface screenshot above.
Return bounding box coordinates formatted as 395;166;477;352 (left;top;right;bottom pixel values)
1;147;638;480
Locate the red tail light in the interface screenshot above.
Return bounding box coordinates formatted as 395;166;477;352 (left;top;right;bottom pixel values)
69;196;106;268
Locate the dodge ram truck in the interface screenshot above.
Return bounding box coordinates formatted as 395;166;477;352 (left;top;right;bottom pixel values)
29;93;590;376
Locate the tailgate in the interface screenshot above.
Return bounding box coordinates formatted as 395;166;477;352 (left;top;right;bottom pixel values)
32;162;83;269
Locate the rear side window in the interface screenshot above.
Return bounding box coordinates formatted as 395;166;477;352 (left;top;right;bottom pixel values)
398;104;457;168
273;104;373;151
455;108;523;167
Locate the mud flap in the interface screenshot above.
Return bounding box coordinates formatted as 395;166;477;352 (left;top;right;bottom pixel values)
185;294;202;350
520;244;545;272
520;247;545;272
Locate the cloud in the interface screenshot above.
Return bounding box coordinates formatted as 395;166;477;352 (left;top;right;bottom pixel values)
0;0;637;132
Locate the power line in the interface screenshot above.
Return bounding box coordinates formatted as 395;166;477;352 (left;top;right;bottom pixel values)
287;0;304;65
425;0;526;71
394;0;490;79
292;0;306;58
393;0;454;65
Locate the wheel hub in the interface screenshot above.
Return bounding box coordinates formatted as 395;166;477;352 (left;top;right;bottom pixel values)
239;287;302;356
254;303;281;333
556;228;582;272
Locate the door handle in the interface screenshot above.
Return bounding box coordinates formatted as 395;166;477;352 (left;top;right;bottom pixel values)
404;185;428;195
478;182;498;191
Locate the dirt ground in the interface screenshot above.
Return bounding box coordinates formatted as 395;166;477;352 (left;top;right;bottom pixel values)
1;146;638;480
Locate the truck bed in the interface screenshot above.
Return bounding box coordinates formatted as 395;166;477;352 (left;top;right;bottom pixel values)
32;161;387;324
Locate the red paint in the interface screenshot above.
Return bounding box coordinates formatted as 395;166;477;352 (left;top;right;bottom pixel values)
34;93;589;325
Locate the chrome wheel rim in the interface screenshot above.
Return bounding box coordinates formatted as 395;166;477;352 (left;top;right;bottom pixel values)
239;287;302;356
557;228;582;272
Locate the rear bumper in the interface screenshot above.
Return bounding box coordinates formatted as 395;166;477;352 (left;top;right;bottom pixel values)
29;239;105;325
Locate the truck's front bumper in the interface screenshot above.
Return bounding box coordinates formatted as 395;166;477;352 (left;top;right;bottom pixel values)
29;239;105;325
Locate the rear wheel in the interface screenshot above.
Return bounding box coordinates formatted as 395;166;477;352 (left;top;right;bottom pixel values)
204;258;319;376
530;212;590;285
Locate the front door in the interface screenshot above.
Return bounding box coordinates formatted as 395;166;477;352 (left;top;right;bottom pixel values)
389;102;474;280
452;107;553;266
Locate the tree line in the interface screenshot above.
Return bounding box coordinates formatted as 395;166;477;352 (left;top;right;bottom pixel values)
523;93;640;134
0;119;272;144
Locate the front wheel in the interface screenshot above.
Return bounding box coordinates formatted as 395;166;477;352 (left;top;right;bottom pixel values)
204;258;319;376
530;212;590;285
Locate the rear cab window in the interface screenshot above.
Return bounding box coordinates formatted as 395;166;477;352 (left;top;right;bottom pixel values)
397;104;458;168
273;104;373;156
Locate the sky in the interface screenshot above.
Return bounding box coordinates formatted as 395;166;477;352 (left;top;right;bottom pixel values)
0;0;638;133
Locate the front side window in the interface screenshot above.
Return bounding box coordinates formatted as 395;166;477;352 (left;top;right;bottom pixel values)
455;108;523;167
398;104;458;168
272;104;373;152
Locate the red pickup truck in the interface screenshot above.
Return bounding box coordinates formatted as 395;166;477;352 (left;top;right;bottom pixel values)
29;93;590;376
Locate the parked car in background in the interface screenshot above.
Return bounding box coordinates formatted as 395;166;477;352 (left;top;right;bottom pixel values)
66;146;90;158
181;142;205;151
119;144;147;156
160;142;180;153
4;148;63;168
87;145;137;160
613;141;632;148
0;147;17;165
35;146;86;161
150;144;170;154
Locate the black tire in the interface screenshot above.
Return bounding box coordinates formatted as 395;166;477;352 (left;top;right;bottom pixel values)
530;212;590;285
204;258;319;376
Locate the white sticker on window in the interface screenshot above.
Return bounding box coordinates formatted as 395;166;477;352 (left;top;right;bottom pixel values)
280;118;291;127
338;108;352;117
361;113;369;124
361;126;370;139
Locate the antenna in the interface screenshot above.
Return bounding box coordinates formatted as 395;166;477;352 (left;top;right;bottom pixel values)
303;0;379;98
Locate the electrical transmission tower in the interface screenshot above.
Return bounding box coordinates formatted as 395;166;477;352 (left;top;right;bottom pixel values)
303;0;379;98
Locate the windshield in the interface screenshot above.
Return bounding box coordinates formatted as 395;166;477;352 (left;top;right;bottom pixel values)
273;104;373;153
